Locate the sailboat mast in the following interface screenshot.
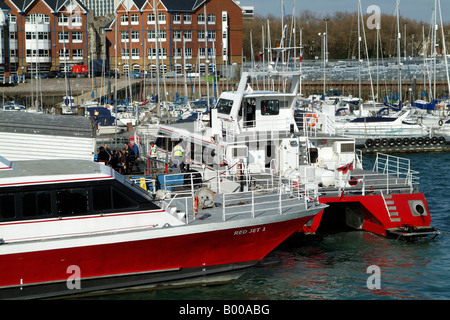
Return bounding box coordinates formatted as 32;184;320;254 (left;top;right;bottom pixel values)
396;0;402;103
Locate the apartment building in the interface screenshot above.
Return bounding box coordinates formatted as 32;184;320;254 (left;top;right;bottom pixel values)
104;0;243;75
0;0;89;81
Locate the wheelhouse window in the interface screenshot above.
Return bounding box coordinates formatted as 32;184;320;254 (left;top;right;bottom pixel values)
56;188;88;216
261;100;280;116
0;194;15;219
216;98;234;115
22;191;52;217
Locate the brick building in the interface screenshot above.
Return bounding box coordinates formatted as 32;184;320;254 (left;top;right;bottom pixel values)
0;0;89;81
104;0;243;76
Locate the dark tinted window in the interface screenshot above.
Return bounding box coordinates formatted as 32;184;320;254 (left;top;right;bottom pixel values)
113;188;137;209
57;188;88;216
93;186;112;211
0;194;15;219
23;191;52;217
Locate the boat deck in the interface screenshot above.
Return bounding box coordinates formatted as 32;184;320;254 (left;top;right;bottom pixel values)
167;189;322;226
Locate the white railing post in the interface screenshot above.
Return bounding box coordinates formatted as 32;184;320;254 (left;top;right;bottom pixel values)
222;193;226;221
251;191;255;218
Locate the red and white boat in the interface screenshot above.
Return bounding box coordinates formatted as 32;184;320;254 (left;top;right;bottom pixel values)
0;155;324;299
142;70;439;241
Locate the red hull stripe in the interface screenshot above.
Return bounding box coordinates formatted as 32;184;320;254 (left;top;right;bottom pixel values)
0;175;113;188
0;210;165;227
0;216;313;288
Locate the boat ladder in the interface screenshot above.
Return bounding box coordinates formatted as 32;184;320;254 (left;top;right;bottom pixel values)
381;192;401;223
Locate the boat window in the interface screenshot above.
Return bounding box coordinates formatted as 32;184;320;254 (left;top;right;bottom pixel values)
261;100;280;116
93;185;112;211
56;188;88;216
0;194;15;219
216;98;233;114
22;191;52;217
113;188;137;209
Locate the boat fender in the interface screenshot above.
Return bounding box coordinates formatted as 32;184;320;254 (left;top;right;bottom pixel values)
374;139;381;147
438;136;446;145
417;137;424;145
395;138;403;146
424;137;431;145
431;136;439;145
381;138;388;146
403;138;410;146
410;138;417;146
439;119;444;127
348;176;358;187
388;138;396;147
365;139;374;148
194;195;199;217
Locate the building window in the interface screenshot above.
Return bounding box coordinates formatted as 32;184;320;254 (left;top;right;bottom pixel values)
131;48;139;59
158;13;166;23
122;48;129;59
8;14;17;24
173;48;182;59
58;31;69;43
198;30;205;41
131;30;139;42
10;32;17;40
185;47;192;58
73;49;83;59
208;30;216;41
147;13;155;24
173;13;181;24
159;30;166;40
72;32;83;42
184;13;191;24
131;14;139;25
26;14;50;24
70;15;82;26
147;30;156;41
173;30;181;41
183;30;192;41
208;14;216;24
59;49;69;58
120;15;128;25
198;47;206;58
198;14;205;24
121;31;129;42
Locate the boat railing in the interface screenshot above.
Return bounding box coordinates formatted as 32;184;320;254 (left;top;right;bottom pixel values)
372;153;419;191
334;123;429;138
220;185;319;222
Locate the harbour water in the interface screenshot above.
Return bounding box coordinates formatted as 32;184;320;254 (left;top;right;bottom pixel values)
89;152;450;301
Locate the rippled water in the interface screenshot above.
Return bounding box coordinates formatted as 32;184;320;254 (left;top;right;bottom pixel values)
91;152;450;301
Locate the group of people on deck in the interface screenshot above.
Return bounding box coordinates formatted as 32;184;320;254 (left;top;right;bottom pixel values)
96;141;139;174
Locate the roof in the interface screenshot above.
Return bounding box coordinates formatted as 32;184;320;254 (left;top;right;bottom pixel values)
7;0;88;13
0;110;94;138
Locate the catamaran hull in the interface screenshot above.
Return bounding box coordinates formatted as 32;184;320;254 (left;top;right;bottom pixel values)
301;193;437;239
0;215;315;299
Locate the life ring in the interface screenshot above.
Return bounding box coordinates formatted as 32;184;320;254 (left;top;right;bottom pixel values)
305;114;318;127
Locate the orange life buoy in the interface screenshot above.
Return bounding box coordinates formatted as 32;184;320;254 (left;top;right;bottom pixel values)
305;114;318;127
236;162;242;180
